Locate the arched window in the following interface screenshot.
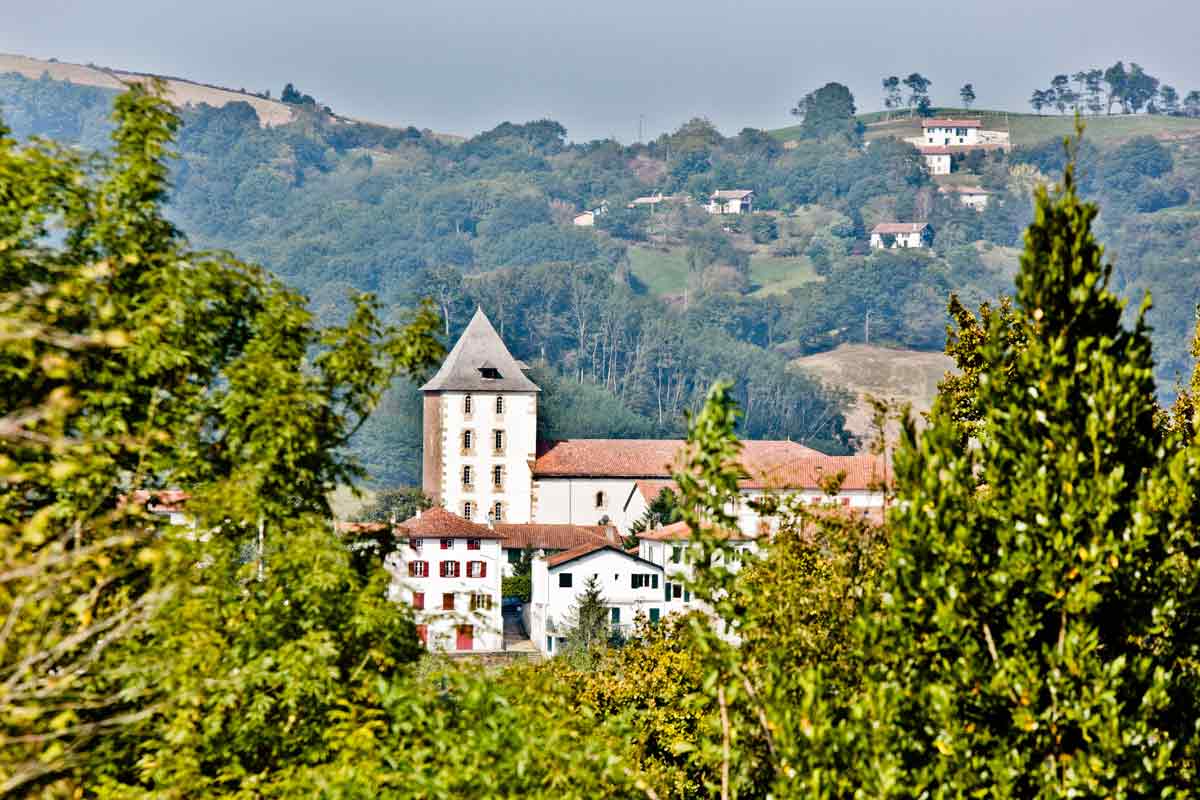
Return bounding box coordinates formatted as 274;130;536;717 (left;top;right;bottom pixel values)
495;395;505;414
493;430;504;452
595;491;606;509
463;501;474;520
462;430;472;451
492;465;503;487
463;394;473;414
492;501;503;521
462;465;473;487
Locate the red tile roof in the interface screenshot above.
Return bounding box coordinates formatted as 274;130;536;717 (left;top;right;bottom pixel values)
637;519;754;542
545;540;612;567
922;118;982;128
917;145;954;155
634;479;677;503
533;439;820;479
870;223;929;235
743;453;890;491
395;507;504;539
494;523;620;551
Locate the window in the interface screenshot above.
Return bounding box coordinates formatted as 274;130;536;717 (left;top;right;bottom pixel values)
649;608;660;624
479;366;502;380
440;538;453;550
594;491;606;509
439;560;461;578
492;501;502;521
495;396;504;414
467;538;481;551
492;465;503;487
683;588;690;602
462;429;473;451
493;430;504;452
610;607;620;625
670;546;682;564
412;592;425;610
507;549;521;564
408;561;429;578
559;573;573;588
546;636;553;653
409;538;422;552
416;624;428;645
652;574;659;589
462;465;473;487
470;593;493;610
467;560;487;578
630;573;660;590
442;592;455;611
463;502;474;520
464;395;472;414
672;583;683;600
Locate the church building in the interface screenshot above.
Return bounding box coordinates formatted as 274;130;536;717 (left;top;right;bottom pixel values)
421;309;888;536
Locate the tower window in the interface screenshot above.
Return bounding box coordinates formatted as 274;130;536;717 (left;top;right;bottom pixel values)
462;465;473;487
495;396;504;414
595;491;606;509
492;465;503;487
464;394;472;414
462;430;473;451
463;501;474;520
492;501;503;521
494;430;504;452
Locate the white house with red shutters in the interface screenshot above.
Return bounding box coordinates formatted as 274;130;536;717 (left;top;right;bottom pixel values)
384;507;504;652
526;541;665;655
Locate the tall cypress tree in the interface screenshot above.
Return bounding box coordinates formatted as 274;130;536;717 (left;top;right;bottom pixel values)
855;144;1199;795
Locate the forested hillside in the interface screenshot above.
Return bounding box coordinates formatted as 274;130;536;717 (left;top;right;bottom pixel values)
5;68;1199;484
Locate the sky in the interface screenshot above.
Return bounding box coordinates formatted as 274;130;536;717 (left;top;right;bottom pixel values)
4;0;1200;142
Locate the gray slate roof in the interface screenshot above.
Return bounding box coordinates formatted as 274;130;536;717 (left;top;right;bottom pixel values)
420;308;540;393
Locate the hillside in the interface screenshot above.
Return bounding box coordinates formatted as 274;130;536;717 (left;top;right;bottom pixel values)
4;64;1200;483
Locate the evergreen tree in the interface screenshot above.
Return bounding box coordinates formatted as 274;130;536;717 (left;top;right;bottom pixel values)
959;83;976;110
565;577;610;654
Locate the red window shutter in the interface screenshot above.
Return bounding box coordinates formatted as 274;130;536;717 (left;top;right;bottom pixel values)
443;592;454;610
408;562;417;578
413;592;424;610
480;561;487;578
416;624;427;644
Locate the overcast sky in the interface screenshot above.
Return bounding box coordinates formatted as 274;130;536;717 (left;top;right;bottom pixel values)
4;0;1199;142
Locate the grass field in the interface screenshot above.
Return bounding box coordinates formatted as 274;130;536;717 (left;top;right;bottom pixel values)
792;344;954;446
771;107;1200;148
629;246;821;297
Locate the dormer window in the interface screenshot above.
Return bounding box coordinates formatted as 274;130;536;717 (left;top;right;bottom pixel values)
478;362;502;380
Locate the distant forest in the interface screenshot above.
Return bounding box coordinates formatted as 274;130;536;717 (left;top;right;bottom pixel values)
3;70;1198;485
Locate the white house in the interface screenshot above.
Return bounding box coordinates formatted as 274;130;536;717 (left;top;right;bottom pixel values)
922;118;982;146
870;222;932;249
636;520;758;613
938;185;992;211
494;522;621;576
706;189;754;215
384;507;505;653
918;145;953;175
526;541;665;655
572;211;596;227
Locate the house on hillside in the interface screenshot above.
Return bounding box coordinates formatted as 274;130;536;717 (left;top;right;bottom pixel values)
384;507;505;653
573;211;596;227
706;189;754;215
922;118;983;146
870;222;933;249
917;145;953;175
494;522;621;576
525;541;665;655
938;185;992;211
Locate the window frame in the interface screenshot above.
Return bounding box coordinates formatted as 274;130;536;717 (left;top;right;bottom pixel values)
409;560;429;578
412;591;425;610
467;560;487;578
440;560;461;578
463;501;474;520
558;573;573;588
463;394;473;415
467;538;481;551
495;395;504;414
440;538;453;550
493;429;504;453
442;592;455;611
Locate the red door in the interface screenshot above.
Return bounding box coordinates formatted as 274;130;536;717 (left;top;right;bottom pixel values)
456;624;474;651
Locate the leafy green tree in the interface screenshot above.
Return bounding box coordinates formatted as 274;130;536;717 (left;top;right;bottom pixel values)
628;488;682;536
356;486;432;522
1050;73;1073;113
881;76;903;116
1029;88;1052;115
1104;61;1129;113
0;82;444;794
1186;90;1200;118
1125;62;1160;113
958;83;976;110
1159;84;1180;115
790;82;862;141
749;214;779;244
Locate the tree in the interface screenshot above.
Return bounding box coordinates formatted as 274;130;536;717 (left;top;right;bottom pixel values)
882;75;903;116
1125;62;1160;113
791;82;861;141
959;83;976;110
1186;90;1200;118
1050;73;1074;114
629;487;682;535
565;576;611;654
356;486;432;522
0;82;445;793
1029;88;1052;115
1159;84;1180;115
902;72;932;117
1104;61;1129;113
1084;69;1105;114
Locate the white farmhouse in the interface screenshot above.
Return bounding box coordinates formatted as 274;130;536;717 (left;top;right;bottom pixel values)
526;541;665;655
922;118;983;146
706;189;754;215
572;211;596;227
938;185;992;211
636;520;757;613
918;145;953;175
494;522;621;576
385;507;505;652
870;222;932;250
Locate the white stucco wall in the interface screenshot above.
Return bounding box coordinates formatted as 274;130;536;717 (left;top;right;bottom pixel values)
527;548;665;654
924;126;980;146
533;477;643;530
438;390;537;524
386;537;504;652
923;153;952;175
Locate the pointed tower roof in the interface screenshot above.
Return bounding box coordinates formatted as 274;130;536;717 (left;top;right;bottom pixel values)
420;308;540;393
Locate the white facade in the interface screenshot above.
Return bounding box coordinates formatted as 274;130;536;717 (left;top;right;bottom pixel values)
921;151;952;175
526;546;665;655
532;477;645;530
436;390;537;525
705;190;754;215
923;123;981;146
870;228;929;249
386;535;504;652
572;211;595;227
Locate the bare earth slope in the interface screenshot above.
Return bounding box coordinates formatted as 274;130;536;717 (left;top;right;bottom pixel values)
793;344;954;446
0;53;294;127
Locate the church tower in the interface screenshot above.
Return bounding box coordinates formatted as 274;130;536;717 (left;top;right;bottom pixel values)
420;309;540;523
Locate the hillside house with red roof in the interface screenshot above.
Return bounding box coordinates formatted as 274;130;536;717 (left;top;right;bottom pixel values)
870;222;932;250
